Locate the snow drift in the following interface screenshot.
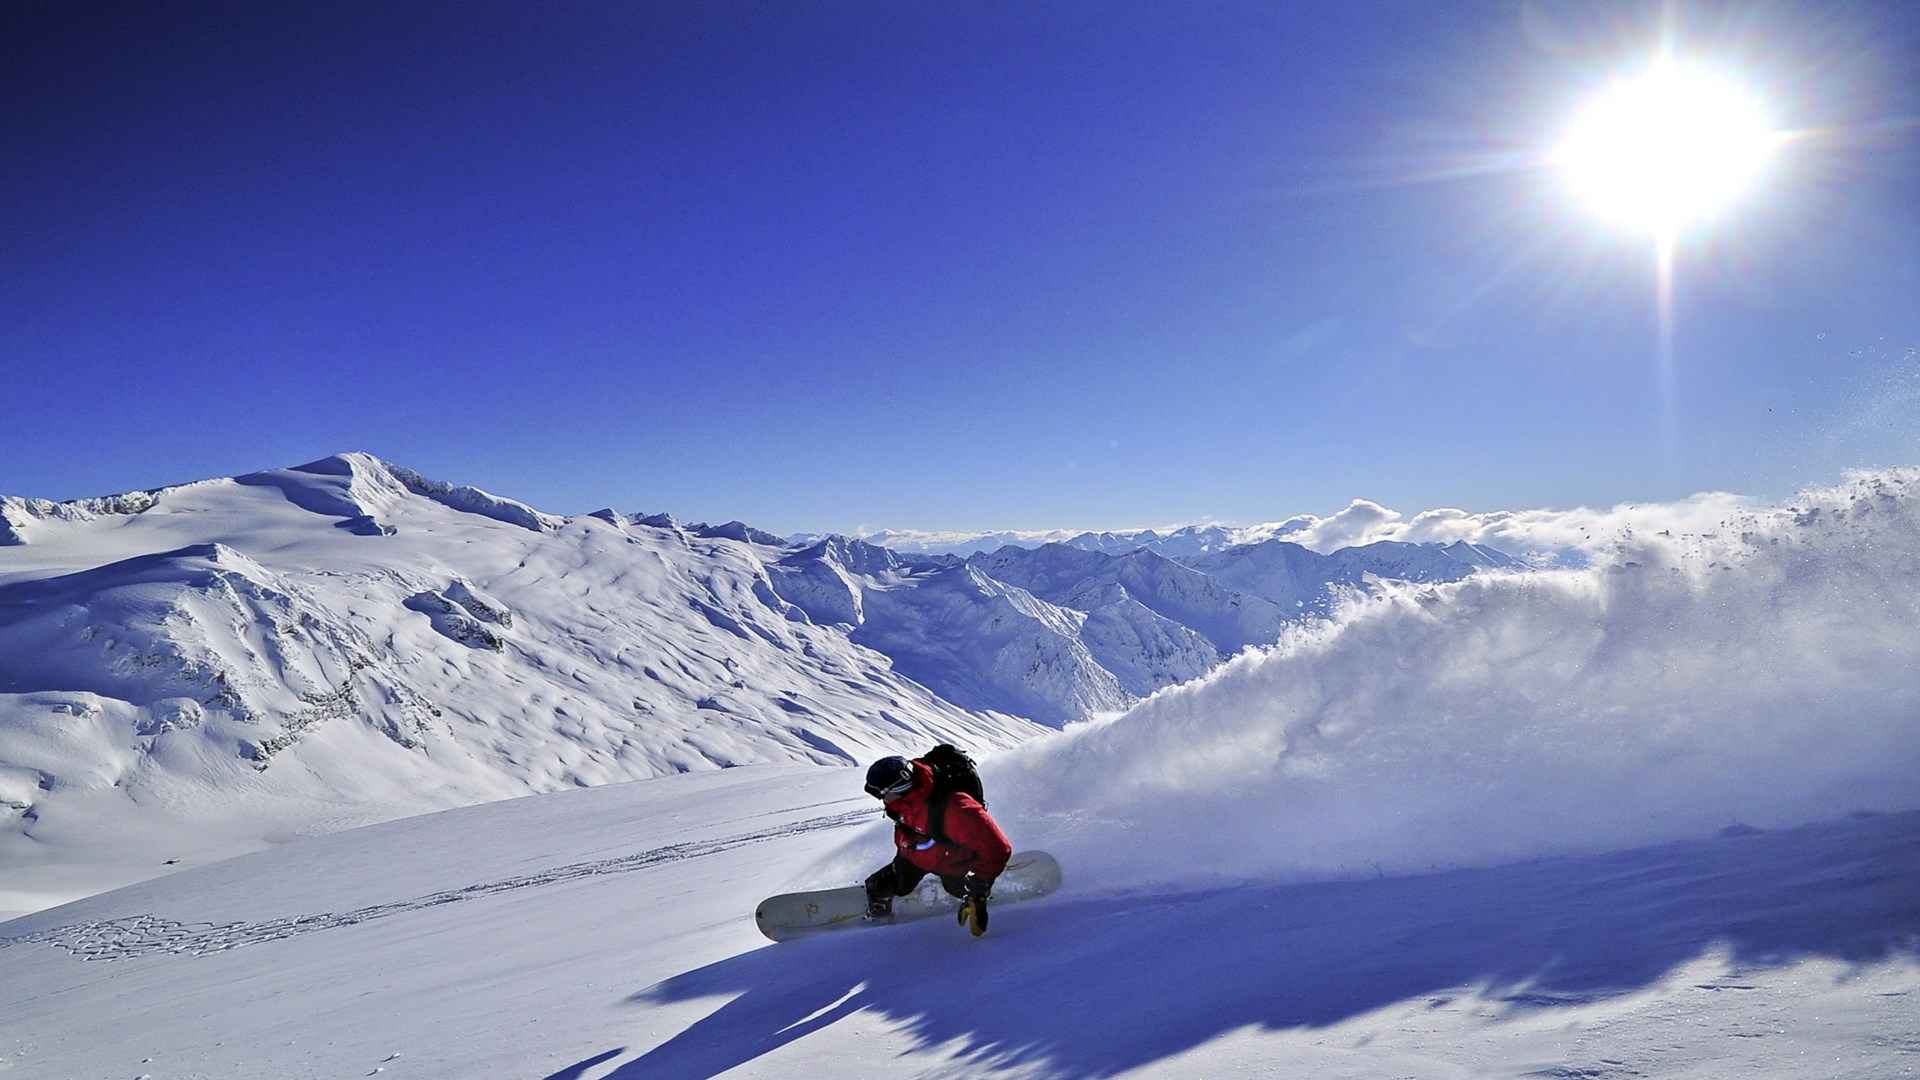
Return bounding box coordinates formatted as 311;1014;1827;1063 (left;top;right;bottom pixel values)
988;467;1920;891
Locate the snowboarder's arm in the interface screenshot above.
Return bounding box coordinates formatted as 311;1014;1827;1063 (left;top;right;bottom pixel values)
942;794;1012;881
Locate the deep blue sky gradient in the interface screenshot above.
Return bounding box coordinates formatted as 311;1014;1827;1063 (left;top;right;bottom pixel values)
4;0;1916;533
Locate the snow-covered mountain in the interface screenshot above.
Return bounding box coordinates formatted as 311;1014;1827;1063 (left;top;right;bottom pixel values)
0;454;1046;914
770;538;1133;725
1178;536;1512;619
1059;523;1249;558
968;544;1266;680
765;531;1517;720
966;536;1515;694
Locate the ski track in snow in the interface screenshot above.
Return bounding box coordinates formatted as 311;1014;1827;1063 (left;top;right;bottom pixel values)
0;805;871;962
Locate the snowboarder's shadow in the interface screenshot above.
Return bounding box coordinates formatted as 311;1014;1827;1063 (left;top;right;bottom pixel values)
562;812;1919;1080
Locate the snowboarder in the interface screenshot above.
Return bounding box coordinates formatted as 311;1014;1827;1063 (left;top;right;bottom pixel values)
862;752;1012;936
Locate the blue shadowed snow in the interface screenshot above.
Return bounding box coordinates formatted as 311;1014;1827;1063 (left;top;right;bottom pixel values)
610;811;1920;1079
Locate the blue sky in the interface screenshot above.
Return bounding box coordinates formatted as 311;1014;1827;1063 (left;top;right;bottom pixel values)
4;0;1916;535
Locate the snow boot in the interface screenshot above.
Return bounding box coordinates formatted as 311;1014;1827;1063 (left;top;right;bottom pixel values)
958;874;989;937
958;895;987;936
864;868;895;920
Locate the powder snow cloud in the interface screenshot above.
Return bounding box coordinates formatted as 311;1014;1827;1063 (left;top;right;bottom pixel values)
987;467;1920;892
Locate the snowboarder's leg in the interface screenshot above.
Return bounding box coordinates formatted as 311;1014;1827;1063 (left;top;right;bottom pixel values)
864;856;928;919
863;866;895;918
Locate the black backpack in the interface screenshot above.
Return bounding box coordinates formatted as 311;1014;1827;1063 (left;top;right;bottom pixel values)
914;743;986;844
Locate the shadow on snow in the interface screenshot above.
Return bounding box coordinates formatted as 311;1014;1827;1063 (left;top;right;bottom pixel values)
558;810;1920;1080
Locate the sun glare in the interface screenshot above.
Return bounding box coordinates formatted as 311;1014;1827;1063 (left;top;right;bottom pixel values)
1554;58;1780;239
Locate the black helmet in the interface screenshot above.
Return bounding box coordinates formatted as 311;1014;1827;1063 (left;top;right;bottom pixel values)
864;756;915;801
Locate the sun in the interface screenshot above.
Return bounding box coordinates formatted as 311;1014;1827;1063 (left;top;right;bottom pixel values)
1553;58;1780;239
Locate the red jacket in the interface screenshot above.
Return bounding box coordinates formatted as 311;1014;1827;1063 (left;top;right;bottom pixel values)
887;760;1012;882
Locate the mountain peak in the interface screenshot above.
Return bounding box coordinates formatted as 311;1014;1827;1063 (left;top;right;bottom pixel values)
236;453;565;535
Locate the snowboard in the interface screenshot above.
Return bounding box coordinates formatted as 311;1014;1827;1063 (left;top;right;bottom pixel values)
755;850;1061;942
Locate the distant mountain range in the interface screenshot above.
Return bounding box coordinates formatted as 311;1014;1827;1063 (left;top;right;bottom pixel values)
772;524;1512;723
0;453;1518;907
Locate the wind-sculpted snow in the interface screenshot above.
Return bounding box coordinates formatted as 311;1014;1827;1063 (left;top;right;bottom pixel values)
997;467;1920;892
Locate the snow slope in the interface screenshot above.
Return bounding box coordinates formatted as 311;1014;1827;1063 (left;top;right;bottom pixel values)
0;765;1912;1079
